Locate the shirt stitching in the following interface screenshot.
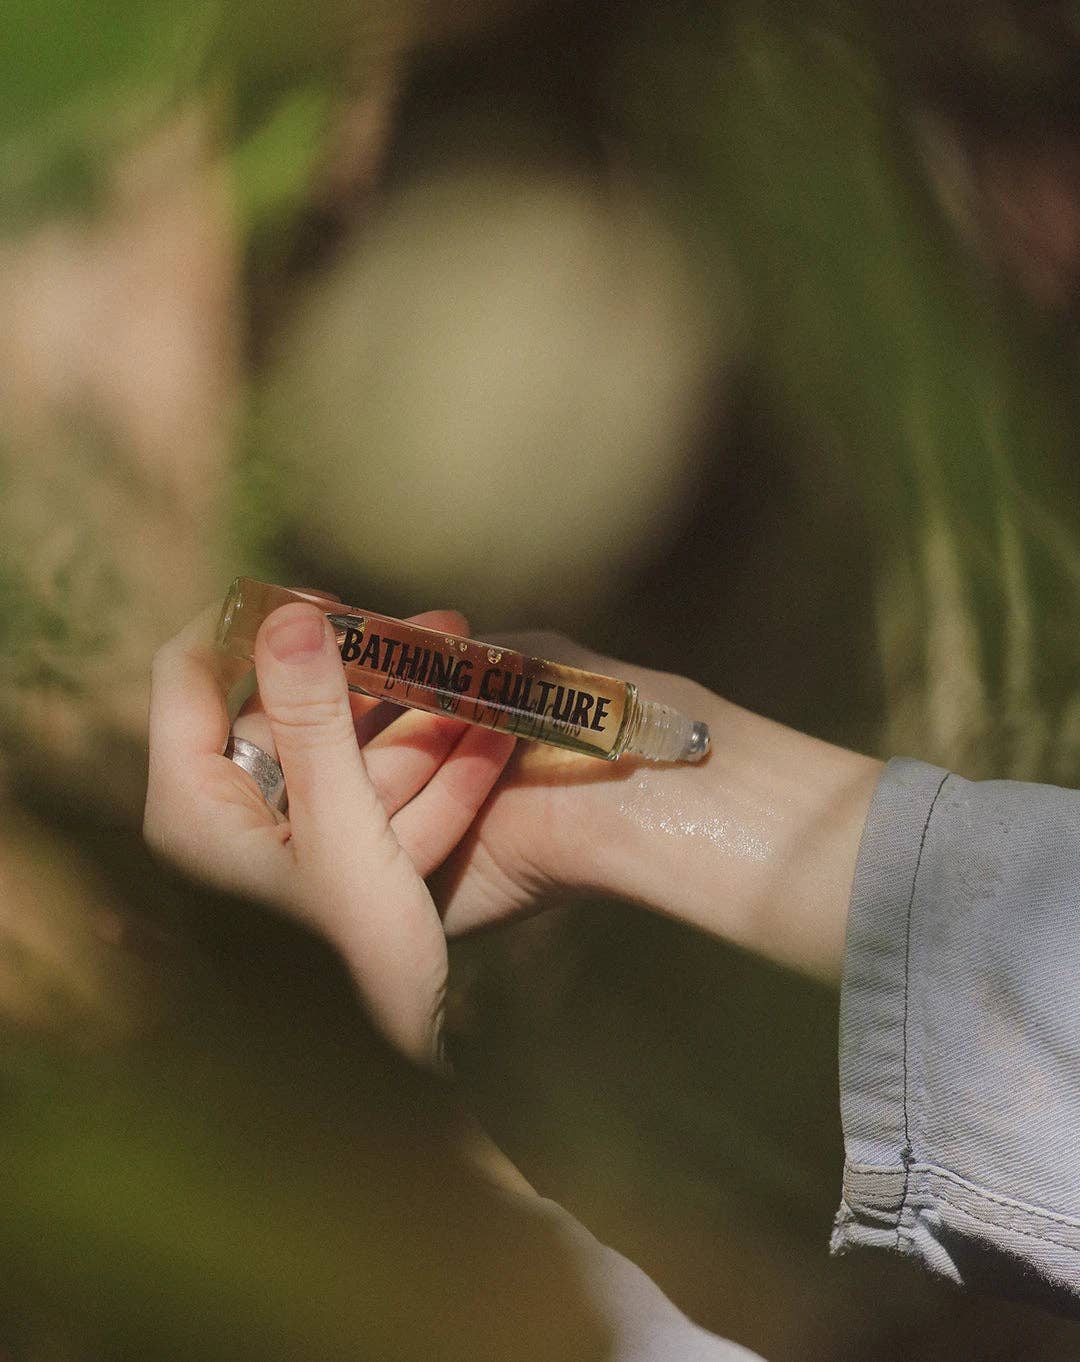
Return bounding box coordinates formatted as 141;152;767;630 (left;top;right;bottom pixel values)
931;1186;1080;1256
846;1163;1080;1246
899;771;951;1247
920;1164;1080;1233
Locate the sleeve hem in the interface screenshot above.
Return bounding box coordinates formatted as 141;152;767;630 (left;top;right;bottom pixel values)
833;759;1080;1317
834;757;951;1239
833;1162;1080;1310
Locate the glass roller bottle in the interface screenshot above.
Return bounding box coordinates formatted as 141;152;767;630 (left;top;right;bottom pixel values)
217;578;710;764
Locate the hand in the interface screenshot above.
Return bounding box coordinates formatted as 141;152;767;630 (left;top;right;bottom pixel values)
431;632;707;929
144;600;515;1064
434;632;883;983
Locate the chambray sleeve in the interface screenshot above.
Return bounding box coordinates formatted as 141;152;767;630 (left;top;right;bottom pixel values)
833;757;1080;1313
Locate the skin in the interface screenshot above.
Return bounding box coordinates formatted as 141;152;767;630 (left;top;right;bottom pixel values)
145;600;882;1075
434;642;882;985
146;600;516;1063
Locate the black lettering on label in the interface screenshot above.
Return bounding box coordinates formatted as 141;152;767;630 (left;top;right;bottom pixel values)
427;651;452;691
451;659;474;694
340;627;364;664
380;639;400;673
480;667;501;702
533;680;555;715
502;672;523;708
395;643;422;680
357;634;382;669
569;691;595;727
473;702;502;729
550;687;575;722
591;696;611;732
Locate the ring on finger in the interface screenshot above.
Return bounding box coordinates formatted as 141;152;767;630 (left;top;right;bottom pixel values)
224;734;288;813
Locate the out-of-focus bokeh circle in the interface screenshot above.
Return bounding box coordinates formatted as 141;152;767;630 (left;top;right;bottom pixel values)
259;166;730;617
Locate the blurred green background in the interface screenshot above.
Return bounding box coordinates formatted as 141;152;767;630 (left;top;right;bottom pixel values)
3;0;1080;1357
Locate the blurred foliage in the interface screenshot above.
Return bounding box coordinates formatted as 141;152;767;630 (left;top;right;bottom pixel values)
0;0;392;227
0;0;213;223
231;86;331;239
615;1;1080;780
0;802;612;1361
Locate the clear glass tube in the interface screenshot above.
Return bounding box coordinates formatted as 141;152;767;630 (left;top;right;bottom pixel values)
217;578;709;764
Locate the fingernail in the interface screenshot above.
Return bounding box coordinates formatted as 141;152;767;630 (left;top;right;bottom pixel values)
265;607;327;662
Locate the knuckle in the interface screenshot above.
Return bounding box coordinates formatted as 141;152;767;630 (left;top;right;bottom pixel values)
267;692;351;734
268;696;360;760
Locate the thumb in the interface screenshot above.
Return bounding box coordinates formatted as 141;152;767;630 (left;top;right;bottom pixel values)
254;602;391;874
254;602;447;1064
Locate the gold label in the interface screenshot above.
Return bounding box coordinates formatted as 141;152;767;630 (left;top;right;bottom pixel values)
331;614;627;757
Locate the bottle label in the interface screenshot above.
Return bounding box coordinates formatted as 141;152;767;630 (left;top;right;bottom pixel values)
216;578;631;760
332;617;627;757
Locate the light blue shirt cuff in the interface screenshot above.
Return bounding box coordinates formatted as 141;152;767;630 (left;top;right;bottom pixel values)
833;757;1080;1317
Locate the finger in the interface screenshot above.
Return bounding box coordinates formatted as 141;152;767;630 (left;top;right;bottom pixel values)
229;587;338;740
332;608;473;821
344;608;471;733
392;725;517;877
148;602;233;783
233;689;415;762
254;603;391;860
350;698;403;750
236;607;473;758
228;704;277;757
146;603;284;874
360;708;468;816
253;601;449;1061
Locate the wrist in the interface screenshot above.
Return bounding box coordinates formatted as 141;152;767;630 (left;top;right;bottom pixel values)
594;686;882;982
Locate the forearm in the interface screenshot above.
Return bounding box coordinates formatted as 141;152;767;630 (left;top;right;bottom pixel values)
595;684;881;982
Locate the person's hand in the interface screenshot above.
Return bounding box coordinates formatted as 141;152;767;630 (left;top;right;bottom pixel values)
430;632;707;928
144;600;515;1064
433;631;882;983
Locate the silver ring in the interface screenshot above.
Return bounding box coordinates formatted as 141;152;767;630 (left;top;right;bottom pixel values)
224;734;288;813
